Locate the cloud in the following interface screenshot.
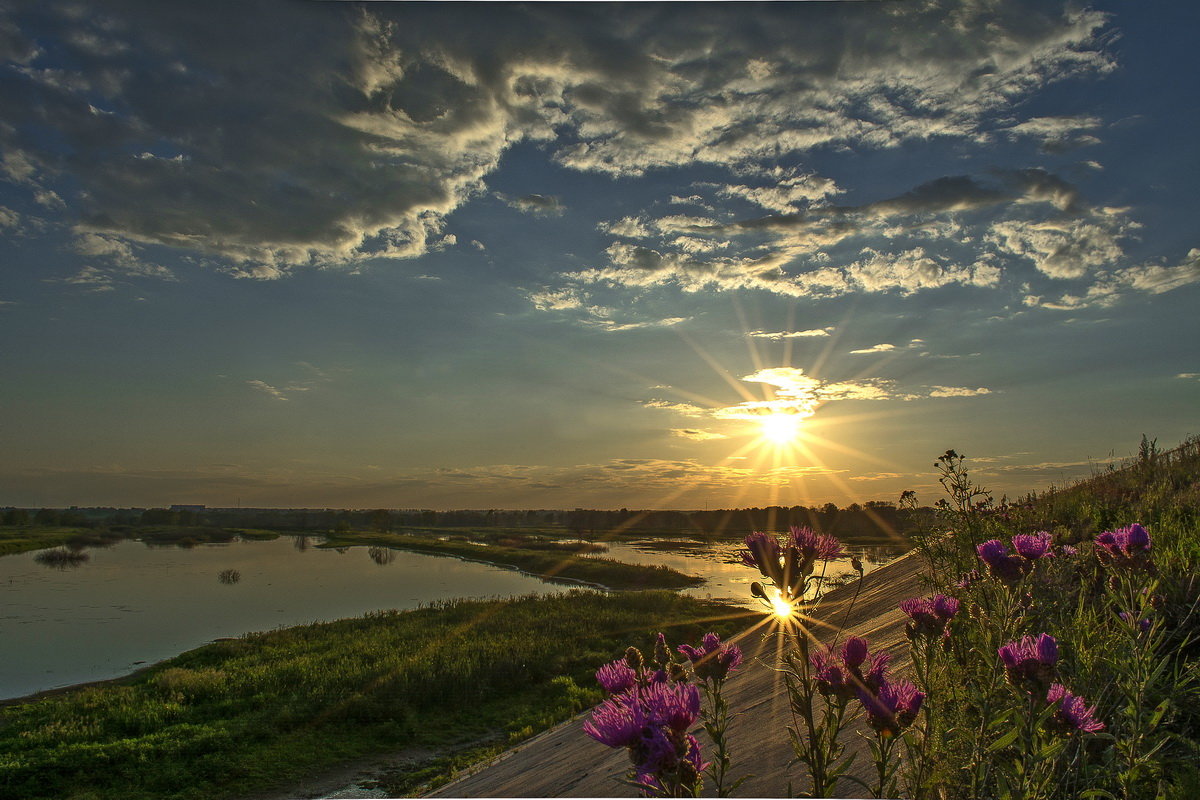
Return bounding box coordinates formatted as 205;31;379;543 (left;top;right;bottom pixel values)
928;386;993;397
498;193;565;216
0;2;1112;276
1176;373;1199;380
671;428;728;441
748;328;833;339
246;363;332;400
850;343;896;355
1001;114;1102;152
0;206;20;229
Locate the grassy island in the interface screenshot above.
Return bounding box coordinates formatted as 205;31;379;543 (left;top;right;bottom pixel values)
0;591;748;800
320;530;704;590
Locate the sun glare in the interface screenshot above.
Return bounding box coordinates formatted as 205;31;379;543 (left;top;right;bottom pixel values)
759;412;801;445
770;590;795;619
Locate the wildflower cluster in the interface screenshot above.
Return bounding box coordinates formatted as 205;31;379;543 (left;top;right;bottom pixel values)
976;530;1054;581
584;632;742;796
740;526;845;608
677;632;743;683
997;632;1058;693
1095;523;1153;570
1046;684;1105;734
899;593;960;642
809;635;890;702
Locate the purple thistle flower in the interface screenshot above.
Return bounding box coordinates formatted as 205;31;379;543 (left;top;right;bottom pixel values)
1047;684;1105;734
790;525;845;562
740;531;784;583
858;679;925;736
901;593;960;640
932;594;961;619
1095;524;1153;568
841;635;870;669
977;539;1027;581
677;632;743;682
642;680;700;732
864;651;891;690
1012;531;1054;560
1060;544;1078;556
583;691;644;748
809;648;849;698
596;658;638;694
998;633;1058;690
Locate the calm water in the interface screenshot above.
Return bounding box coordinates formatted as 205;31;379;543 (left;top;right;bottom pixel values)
0;536;559;700
590;539;906;608
0;534;906;700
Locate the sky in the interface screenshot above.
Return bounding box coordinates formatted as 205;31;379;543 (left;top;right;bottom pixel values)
0;0;1197;511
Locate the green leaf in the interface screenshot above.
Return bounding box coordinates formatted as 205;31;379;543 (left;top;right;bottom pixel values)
987;727;1020;752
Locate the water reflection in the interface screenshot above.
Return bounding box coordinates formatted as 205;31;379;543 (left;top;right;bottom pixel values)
34;548;89;569
217;569;241;585
367;546;396;566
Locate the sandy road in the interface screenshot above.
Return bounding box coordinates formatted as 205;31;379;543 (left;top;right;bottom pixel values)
426;550;926;798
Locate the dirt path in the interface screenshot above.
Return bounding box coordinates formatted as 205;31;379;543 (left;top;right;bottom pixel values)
421;550;927;798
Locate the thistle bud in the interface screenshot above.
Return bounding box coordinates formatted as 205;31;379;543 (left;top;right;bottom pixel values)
851;556;864;573
750;581;766;599
653;632;670;668
624;646;644;671
669;662;687;682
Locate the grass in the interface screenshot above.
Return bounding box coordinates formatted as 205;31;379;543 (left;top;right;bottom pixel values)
0;527;102;556
0;590;748;800
320;530;703;590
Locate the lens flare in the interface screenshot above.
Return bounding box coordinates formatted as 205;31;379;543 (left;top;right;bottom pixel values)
759;412;801;444
770;590;795;619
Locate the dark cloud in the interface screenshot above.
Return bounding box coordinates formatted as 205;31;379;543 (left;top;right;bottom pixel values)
498;193;565;216
0;1;1111;275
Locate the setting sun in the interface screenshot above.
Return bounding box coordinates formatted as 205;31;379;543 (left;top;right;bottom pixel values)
759;412;802;445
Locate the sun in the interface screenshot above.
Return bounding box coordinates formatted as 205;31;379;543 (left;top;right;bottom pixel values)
759;412;802;445
770;589;795;619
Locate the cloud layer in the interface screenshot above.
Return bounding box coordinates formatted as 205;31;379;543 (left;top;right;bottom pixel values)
1;0;1117;279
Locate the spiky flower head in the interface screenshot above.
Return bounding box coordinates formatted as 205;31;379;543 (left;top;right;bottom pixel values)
1046;684;1105;734
900;593;960;640
790;525;845;562
1095;524;1153;569
858;679;925;737
998;633;1058;691
841;635;870;669
976;539;1026;582
677;632;743;682
1012;531;1054;560
596;658;638;695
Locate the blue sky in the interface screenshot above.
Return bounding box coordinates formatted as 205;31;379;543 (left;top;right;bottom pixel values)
0;1;1196;510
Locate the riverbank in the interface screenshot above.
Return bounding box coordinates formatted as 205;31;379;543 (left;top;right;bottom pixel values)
0;590;749;800
319;531;704;590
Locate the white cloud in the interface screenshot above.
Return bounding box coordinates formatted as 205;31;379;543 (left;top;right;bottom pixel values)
1174;373;1198;380
748;328;833;339
928;386;993;397
850;343;896;355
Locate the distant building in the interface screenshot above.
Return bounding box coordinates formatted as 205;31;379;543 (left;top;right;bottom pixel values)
170;504;207;512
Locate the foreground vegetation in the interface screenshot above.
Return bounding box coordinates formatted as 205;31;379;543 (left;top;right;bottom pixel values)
586;436;1199;798
0;591;748;800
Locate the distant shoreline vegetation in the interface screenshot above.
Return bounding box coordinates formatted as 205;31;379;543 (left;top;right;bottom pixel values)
0;500;929;543
0;591;749;800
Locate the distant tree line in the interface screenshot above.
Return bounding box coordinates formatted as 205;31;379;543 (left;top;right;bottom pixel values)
1;502;932;540
564;502;930;540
